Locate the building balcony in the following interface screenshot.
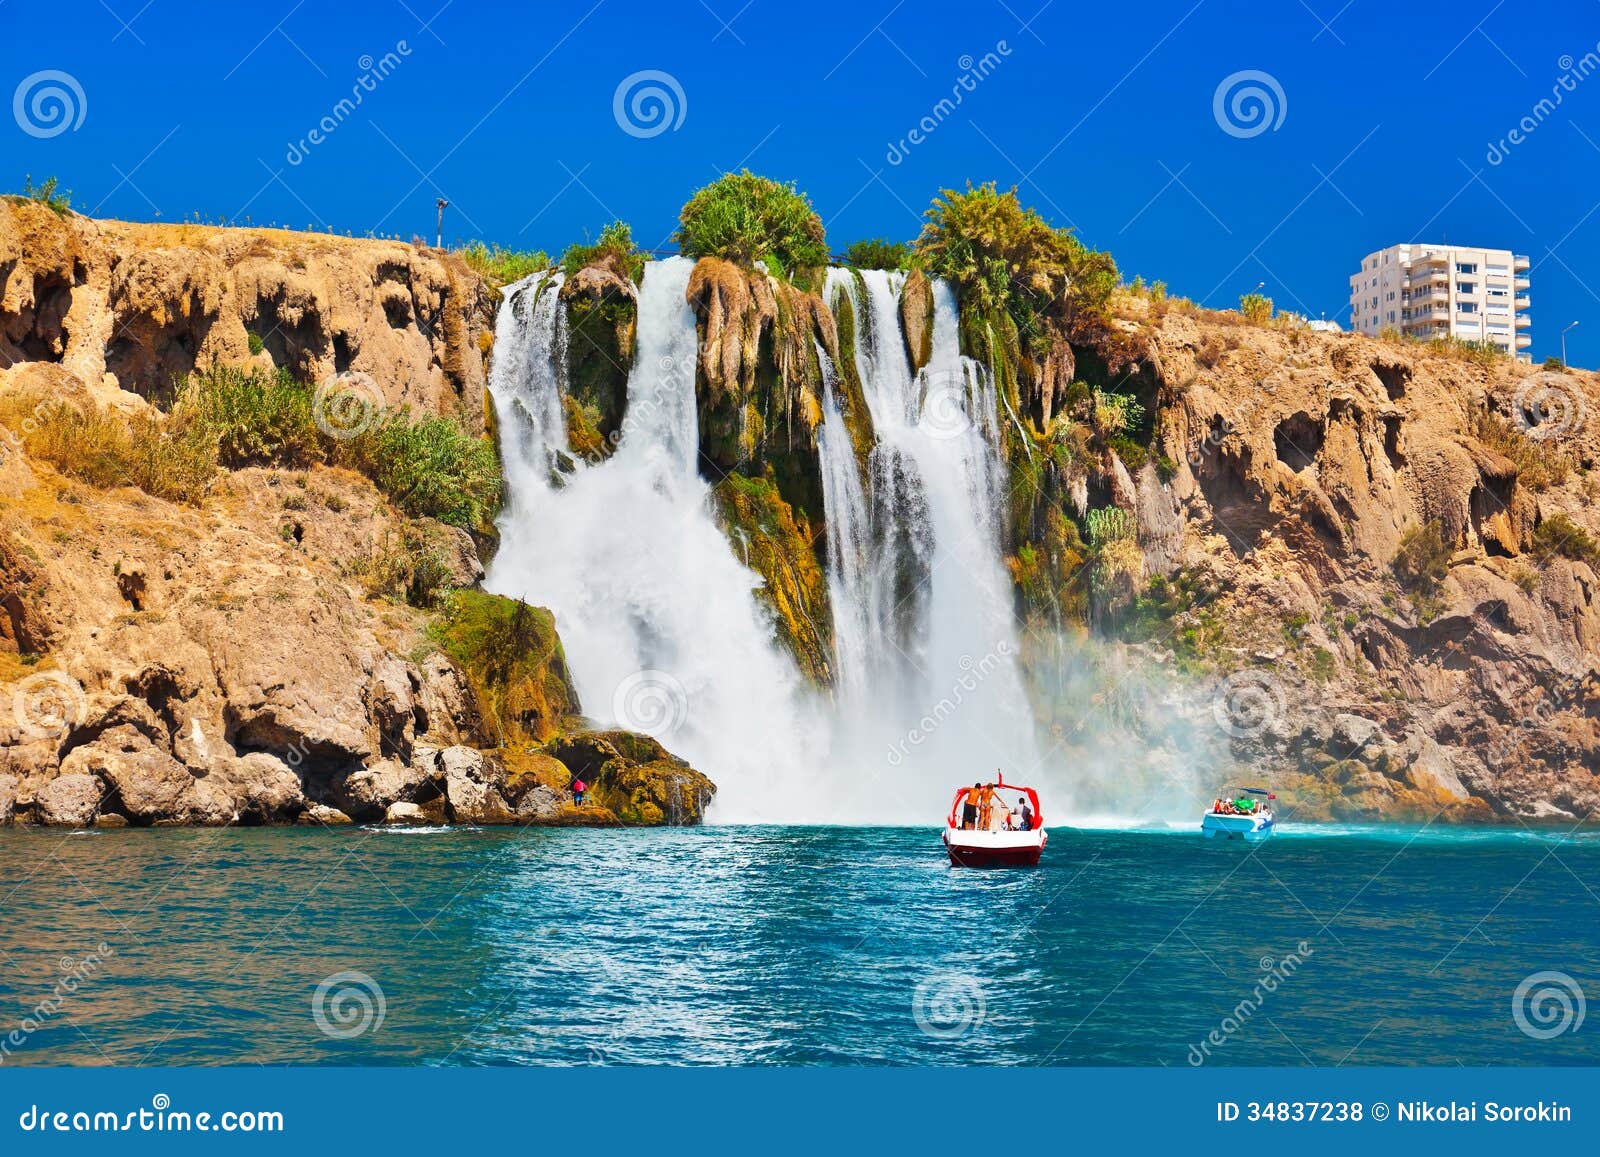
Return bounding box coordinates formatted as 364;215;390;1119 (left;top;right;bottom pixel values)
1514;276;1530;289
1516;334;1533;348
1514;254;1531;270
1515;314;1531;328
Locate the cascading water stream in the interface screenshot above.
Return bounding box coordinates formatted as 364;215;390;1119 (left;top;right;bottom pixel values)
814;341;873;704
487;257;824;822
821;269;1039;799
489;258;1050;823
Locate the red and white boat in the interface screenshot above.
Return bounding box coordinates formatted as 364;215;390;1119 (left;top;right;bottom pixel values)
942;776;1047;868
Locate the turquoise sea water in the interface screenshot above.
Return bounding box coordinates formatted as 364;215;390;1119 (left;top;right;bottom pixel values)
1;824;1596;1066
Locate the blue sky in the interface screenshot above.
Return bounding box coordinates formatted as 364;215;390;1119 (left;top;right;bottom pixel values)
2;0;1593;360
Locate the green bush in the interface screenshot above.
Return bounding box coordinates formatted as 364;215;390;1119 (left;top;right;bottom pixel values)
1531;513;1600;568
1091;388;1145;439
916;182;1117;345
456;241;552;286
842;238;912;270
677;170;829;272
19;175;71;216
24;366;500;528
9;397;216;503
341;411;502;529
175;367;322;468
1085;505;1136;549
1239;293;1273;324
560;220;644;282
1393;524;1452;596
351;524;455;608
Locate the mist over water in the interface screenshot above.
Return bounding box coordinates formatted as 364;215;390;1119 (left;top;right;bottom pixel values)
488;259;1148;824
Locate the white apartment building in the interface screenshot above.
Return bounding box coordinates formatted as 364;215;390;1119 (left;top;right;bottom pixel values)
1348;244;1531;361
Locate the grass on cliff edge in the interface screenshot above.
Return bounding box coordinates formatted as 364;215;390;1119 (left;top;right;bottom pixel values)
5;367;501;529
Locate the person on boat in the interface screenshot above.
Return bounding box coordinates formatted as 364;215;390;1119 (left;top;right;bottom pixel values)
961;784;980;830
977;783;995;830
1015;797;1034;831
571;777;588;806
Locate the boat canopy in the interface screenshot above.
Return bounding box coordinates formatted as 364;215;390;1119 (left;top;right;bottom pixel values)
946;774;1041;828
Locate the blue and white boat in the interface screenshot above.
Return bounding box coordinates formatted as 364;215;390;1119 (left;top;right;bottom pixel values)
1201;787;1276;841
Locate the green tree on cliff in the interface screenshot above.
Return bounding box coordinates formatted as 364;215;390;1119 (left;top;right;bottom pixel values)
676;170;829;275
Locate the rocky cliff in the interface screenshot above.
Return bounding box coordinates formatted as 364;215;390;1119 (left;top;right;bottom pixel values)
5;195;1597;828
0;198;713;828
1107;297;1600;823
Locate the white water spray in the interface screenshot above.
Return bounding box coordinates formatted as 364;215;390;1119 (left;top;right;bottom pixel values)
487;258;824;822
489;259;1053;824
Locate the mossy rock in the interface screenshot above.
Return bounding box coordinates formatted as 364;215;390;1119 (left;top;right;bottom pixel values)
500;749;572;800
561;266;636;458
827;274;879;475
712;472;833;686
541;729;715;825
901;268;934;373
427;591;579;746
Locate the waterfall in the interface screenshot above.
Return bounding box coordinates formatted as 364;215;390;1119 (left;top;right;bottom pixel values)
490;271;569;492
487;257;824;822
814;341;872;703
488;258;1043;824
820;269;1040;806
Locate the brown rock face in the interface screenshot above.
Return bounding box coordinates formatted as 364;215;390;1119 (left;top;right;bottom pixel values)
0;199;491;426
1031;296;1600;822
35;773;102;826
0;207;714;829
899;269;934;373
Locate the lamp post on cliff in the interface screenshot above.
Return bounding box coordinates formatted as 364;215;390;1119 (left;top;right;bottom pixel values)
435;198;448;249
1562;320;1579;369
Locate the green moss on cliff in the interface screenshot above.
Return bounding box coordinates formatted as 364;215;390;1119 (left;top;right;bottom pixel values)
427;590;579;745
542;730;715;825
712;472;834;685
561;267;636;459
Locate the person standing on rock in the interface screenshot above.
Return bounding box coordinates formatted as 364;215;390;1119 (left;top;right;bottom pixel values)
571;777;588;806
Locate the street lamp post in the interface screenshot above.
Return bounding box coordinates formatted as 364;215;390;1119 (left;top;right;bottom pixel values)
1561;320;1579;369
435;198;449;249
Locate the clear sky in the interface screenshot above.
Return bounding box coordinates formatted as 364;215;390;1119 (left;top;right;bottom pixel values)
3;0;1592;360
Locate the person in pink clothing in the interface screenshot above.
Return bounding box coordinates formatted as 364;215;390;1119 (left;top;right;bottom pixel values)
571;778;588;806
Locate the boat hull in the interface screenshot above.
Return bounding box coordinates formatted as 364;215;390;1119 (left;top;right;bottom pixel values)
1201;812;1274;842
943;828;1047;868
